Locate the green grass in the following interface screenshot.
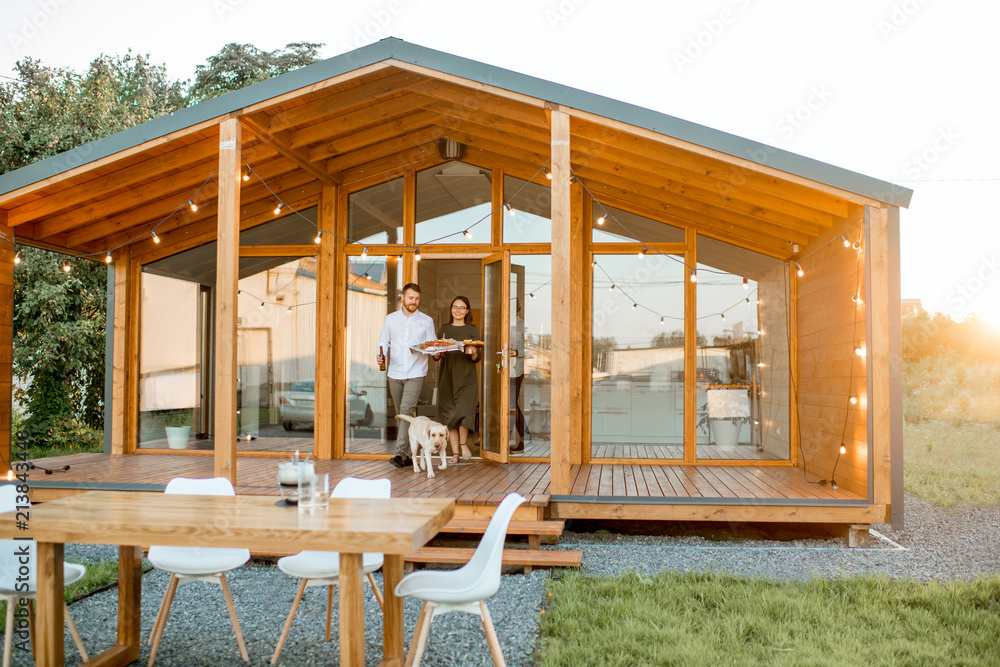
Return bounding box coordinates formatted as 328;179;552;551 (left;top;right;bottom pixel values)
903;421;1000;507
539;571;1000;667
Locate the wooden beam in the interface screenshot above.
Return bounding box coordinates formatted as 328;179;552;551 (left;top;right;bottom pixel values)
324;126;446;174
316;185;337;460
570;180;586;465
238;245;317;257
240;113;336;185
288;93;430;150
214;118;241;481
309;110;439;162
110;257;129;454
684;228;697;463
866;204;892;507
339;144;443;188
0;215;12;469
550;109;572;495
333;186;349;458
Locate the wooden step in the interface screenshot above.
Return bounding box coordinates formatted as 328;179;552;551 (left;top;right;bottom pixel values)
405;546;582;573
441;519;565;550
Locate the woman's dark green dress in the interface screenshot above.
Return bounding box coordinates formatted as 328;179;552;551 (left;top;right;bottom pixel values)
436;323;481;430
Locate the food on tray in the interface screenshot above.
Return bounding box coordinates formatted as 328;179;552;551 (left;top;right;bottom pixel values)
463;339;485;346
419;339;455;350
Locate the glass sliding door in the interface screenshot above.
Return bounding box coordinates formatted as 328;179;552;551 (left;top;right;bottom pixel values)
480;253;508;461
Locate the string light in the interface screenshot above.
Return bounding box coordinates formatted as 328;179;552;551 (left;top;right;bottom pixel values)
659;317;664;324
853;241;861;250
839;443;847;455
187;200;198;212
841;235;851;248
638;246;646;259
151;231;160;244
690;269;697;283
463;229;473;239
743;277;748;289
243;170;251;182
414;247;421;261
505;204;515;216
545;168;552;180
849;396;858;405
720;313;726;321
795;263;804;277
105;252;113;264
632;302;637;310
609;284;615;292
13;252;21;265
274;203;284;215
62;260;71;273
361;246;368;258
259;301;265;310
314;230;323;244
529;292;535;298
286;306;293;314
854;346;864;357
596;214;606;225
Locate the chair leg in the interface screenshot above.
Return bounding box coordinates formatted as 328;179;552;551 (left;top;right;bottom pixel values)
405;601;428;667
148;574;178;646
407;601;434;667
63;602;89;662
3;596;15;667
325;585;334;643
479;600;506;667
148;575;180;667
270;578;307;665
219;573;249;662
367;573;384;610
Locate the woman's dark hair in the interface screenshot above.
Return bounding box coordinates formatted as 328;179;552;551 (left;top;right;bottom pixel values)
449;296;473;324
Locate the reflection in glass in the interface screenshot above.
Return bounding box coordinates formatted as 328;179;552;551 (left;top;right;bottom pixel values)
510;255;552;459
348;177;404;245
416;162;492;245
592;204;684;244
236;257;316;451
503;176;551;244
345;255;403;455
481;258;503;455
590;253;686;459
138;272;204;449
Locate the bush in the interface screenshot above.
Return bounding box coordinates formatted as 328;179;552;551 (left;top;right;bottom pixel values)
28;416;103;458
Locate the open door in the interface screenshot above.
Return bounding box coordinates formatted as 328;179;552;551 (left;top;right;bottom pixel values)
480;252;510;462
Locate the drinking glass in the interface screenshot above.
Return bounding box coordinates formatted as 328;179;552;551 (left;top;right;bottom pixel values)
311;474;330;510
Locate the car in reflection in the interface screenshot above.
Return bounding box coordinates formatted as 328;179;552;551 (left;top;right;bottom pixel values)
279;380;374;430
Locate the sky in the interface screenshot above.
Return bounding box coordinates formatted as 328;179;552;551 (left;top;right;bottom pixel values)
3;0;998;326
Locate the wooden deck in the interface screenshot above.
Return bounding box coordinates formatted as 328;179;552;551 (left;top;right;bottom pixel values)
17;452;880;525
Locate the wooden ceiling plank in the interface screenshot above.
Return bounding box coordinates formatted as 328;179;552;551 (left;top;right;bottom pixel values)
266;70;428;133
339;144;444;187
439;130;548;172
324;126;446;174
287;93;430;149
240;113;336;186
424;102;552;144
309;110;438;162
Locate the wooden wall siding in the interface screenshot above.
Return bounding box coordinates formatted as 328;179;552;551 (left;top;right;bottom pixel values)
795;230;868;495
0;219;12;468
866;205;892;508
757;265;792;460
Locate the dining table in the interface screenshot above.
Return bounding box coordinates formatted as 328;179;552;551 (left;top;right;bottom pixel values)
0;489;455;666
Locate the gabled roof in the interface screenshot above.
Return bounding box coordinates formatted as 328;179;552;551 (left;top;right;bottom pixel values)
0;38;911;261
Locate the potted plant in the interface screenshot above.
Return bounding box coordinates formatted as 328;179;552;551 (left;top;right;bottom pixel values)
705;388;750;448
162;409;193;449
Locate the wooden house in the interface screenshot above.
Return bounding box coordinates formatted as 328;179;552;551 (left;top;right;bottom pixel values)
0;39;911;533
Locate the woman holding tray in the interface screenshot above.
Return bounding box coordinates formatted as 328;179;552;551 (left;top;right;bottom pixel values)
433;296;481;462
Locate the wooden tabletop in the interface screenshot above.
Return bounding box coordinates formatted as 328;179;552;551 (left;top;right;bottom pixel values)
1;491;455;554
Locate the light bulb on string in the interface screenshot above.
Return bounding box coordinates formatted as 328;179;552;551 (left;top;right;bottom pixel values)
596;214;606;225
795;263;804;277
720;313;726;321
274;203;284;215
609;284;615;292
463;229;472;239
361;246;368;258
854;346;864;357
529;292;535;299
505;204;515;216
187;200;198;212
632;303;637;310
659;317;664;324
62;260;71;273
314;230;323;244
638;246;646;259
840;443;847;455
690;269;697;283
105;252;113;264
259;302;265;310
849;396;858;405
13;252;21;265
841;235;851;248
243;170;251;182
364;272;370;280
151;231;160;244
853;241;861;250
545;168;552;180
414;247;421;261
743;277;748;289
286;306;293;314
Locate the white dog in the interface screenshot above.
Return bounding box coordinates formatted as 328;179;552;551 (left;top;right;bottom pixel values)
395;414;450;478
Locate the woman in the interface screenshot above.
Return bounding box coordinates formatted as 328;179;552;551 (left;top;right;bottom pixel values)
434;296;481;462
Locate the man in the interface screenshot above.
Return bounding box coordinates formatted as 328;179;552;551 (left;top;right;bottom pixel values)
378;283;436;468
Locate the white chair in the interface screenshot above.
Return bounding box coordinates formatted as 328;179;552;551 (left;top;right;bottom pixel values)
395;492;526;667
146;477;250;666
0;484;88;667
270;477;392;664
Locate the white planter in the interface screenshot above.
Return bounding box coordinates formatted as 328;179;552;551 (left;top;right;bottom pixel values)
710;419;742;448
165;426;191;450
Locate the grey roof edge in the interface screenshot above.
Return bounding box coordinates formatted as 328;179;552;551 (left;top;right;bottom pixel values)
0;38;912;209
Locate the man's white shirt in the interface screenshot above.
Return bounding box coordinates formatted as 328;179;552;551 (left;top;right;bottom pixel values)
378;308;436;380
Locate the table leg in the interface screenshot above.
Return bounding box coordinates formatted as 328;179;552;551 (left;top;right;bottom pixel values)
382;554;405;665
118;545;143;661
339;552;364;667
35;541;65;666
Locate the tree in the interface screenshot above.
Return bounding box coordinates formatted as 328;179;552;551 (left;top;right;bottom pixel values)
187;42;323;104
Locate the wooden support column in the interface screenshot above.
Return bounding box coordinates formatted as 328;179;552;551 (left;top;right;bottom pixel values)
317;184;337;459
110;257;129;454
683;228;697;462
0;216;12;469
403;168;416;283
569;179;585;464
549;109;571;494
214;117;241;481
866;204;892;508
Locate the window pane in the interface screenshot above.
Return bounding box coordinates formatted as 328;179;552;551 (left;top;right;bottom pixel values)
348;177;404;245
503;176;551;243
591;253;686;460
416;162;492;245
242;207;320;245
593;205;684;244
695;234;779;461
346;255;404;455
511;255;552;459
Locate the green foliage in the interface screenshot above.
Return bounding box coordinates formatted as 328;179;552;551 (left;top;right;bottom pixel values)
540;571;1000;666
187;42;323;103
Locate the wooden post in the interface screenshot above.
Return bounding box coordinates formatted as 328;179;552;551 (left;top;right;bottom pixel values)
110;257;129;454
550;108;571;494
683;227;697;462
316;184;337;459
569;179;585;465
866;204;892;507
214;117;241;481
0;216;12;470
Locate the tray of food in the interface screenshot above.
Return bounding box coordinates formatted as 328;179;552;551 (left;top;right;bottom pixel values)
411;338;464;354
463;339;485;347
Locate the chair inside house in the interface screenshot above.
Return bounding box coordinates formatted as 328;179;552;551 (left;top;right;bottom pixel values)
270;476;392;665
146;477;250;667
395;492;526;667
0;484;89;667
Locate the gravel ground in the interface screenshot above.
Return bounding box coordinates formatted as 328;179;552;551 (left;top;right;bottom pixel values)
8;492;999;666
